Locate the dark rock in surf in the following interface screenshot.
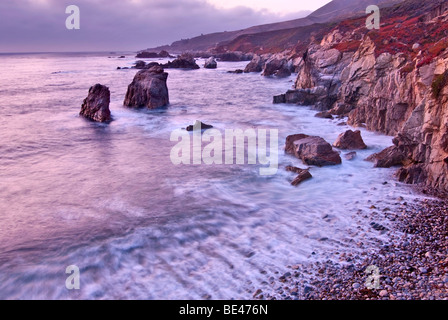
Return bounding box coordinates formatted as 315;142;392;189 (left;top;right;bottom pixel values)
186;120;214;131
333;130;367;150
123;66;169;109
80;84;111;123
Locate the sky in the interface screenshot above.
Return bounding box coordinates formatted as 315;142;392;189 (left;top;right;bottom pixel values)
0;0;332;53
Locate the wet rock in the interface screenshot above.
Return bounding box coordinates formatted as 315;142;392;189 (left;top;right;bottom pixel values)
186;120;214;131
162;53;200;69
80;84;111;123
291;169;313;186
333;130;367;150
134;60;147;69
286;134;342;167
204;57;217;69
365;146;407;168
136;51;159;58
244;55;266;73
344;151;357;160
315;111;334;119
123;66;169;109
227;69;244;74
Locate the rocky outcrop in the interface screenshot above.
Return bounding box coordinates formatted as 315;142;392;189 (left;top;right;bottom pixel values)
333;130;367;150
204;57;217;69
80;84;111;122
244;55;268;73
186;120;213;131
162;53;200;69
123;66;169;109
227;69;244;74
285;134;342;166
136;50;174;58
276;0;448;191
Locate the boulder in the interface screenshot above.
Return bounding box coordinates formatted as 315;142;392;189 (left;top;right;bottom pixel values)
162;53;200;69
286;134;342;166
186;120;213;131
204;57;217;69
287;166;313;186
244;55;265;73
227;69;244;74
136;51;159;58
274;67;292;78
134;60;147;69
158;50;172;58
333;130;367;149
315;111;334;119
344;151;357;160
365;146;407;168
123;66;169;109
80;84;111;122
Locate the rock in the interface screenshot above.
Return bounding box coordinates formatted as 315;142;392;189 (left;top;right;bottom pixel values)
419;267;428;274
216;52;252;62
118;56;125;59
244;55;266;73
123;66;169;109
344;151;357;160
379;290;388;297
352;283;361;289
365;146;407;168
158;50;172;58
204;57;217;69
262;57;289;77
333;130;367;150
162;53;200;69
286;134;342;166
315;111;334;119
273;94;286;104
274;67;292;78
136;51;159;58
134;60;147;69
227;69;244;74
412;43;421;50
186;120;213;131
285;134;309;154
288;167;312;186
80;84;111;122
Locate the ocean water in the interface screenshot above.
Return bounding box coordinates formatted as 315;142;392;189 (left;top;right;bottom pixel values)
0;52;416;299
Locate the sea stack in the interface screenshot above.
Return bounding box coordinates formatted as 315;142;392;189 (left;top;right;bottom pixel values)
79;84;111;122
124;66;169;109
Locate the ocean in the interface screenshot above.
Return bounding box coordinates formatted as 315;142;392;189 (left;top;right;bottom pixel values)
0;52;416;299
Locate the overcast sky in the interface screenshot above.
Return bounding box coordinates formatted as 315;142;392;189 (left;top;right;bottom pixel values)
0;0;332;52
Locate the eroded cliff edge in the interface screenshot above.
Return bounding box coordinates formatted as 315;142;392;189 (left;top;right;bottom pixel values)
275;0;448;192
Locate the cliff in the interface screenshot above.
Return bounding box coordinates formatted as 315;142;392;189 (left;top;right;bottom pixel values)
277;0;448;192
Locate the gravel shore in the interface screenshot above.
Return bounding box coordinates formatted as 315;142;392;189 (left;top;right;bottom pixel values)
255;196;448;300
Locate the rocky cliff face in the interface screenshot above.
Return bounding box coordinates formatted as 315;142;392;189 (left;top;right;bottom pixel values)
278;0;448;192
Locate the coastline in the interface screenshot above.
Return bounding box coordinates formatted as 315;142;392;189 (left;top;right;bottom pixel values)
255;189;448;300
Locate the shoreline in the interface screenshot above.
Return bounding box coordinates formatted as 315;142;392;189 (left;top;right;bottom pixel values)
254;188;448;300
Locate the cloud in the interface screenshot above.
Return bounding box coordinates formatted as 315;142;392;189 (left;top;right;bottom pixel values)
0;0;311;52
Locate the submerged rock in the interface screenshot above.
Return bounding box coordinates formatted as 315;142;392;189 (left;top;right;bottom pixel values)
80;84;111;123
123;66;169;109
227;69;244;74
204;57;217;69
286;134;342;167
333;130;367;150
186;120;214;131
